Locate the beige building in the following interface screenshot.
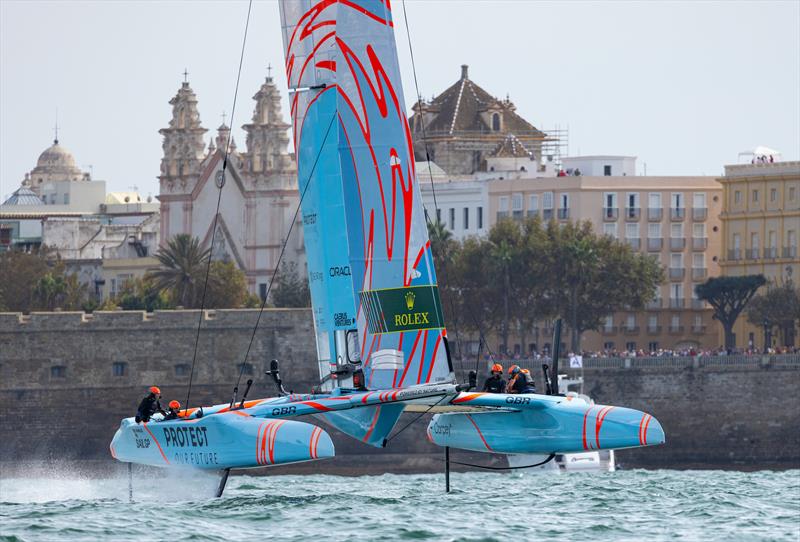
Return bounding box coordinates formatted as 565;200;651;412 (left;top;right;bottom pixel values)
486;175;723;353
718;161;800;348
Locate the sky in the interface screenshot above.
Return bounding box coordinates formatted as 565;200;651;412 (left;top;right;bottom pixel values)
1;0;798;201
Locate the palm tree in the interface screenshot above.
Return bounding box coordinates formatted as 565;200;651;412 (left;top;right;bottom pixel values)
147;234;213;308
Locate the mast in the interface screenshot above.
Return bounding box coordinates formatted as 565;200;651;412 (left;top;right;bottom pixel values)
280;0;454;391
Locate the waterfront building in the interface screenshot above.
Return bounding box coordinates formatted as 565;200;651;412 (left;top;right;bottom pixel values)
156;74;304;298
485;173;723;354
718;160;800;348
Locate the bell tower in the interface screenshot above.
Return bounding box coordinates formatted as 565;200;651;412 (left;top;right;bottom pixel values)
159;75;207;182
242;68;294;178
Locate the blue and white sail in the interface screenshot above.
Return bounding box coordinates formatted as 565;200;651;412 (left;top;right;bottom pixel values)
280;0;454;392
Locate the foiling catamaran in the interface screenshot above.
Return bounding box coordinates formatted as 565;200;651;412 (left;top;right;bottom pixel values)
110;0;664;496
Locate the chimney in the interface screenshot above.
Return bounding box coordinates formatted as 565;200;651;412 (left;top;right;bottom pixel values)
461;64;469;80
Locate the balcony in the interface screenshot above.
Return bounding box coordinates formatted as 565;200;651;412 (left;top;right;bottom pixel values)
691;299;705;309
526;210;539;218
648;208;663;221
496;211;509;220
603;207;619;220
692;207;708;221
784;246;798;259
669;267;686;280
626;238;641;250
647;325;662;334
625;207;641;221
691;325;707;334
671;208;686;221
692;237;708;250
668;325;685;334
646;298;662;310
670;238;686;250
600;326;618;335
764;247;778;259
542;209;554;220
727;249;741;261
557;208;570;220
669;298;685;309
692;268;707;280
647;238;663;251
746;248;760;260
622;326;640;335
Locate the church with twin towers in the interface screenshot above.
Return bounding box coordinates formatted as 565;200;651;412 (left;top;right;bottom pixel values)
156;70;305;300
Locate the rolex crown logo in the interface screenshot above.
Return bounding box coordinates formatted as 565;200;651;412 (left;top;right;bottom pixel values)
405;291;416;311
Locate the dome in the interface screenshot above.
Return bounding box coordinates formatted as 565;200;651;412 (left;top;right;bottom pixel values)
30;140;83;178
2;186;43;206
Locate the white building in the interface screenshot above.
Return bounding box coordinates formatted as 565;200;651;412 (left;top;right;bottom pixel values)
561;155;637;177
417;161;489;241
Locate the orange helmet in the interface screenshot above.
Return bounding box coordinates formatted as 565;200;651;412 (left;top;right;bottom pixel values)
507;364;519;375
149;386;161;395
169;400;181;410
491;363;503;373
521;368;530;374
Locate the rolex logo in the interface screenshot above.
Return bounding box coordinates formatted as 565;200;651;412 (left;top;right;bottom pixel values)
405;291;416;311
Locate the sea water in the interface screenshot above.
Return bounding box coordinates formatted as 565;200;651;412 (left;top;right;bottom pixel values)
1;468;798;541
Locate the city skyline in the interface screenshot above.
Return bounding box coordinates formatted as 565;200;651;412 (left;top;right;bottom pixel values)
1;0;799;200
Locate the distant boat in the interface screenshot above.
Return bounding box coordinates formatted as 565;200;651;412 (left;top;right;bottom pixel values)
109;0;662;497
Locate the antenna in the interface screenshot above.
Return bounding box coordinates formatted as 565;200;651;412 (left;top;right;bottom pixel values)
54;107;59;144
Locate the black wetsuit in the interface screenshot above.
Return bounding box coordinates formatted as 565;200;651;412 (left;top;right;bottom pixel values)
482;374;506;393
509;372;536;394
135;394;163;423
163;409;180;421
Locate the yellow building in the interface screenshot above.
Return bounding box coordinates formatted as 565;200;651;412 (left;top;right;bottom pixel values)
718;161;800;349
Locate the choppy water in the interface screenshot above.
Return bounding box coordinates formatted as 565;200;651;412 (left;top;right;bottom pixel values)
1;467;798;541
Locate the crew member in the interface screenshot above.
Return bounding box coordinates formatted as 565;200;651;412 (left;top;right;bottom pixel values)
482;363;506;393
163;400;182;421
507;366;536;394
135;386;165;423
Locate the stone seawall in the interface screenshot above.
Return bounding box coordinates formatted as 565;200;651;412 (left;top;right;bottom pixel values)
1;310;797;471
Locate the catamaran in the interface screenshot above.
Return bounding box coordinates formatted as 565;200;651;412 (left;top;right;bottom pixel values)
110;0;664;496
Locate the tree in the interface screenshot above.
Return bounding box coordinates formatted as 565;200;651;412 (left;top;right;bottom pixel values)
115;277;171;312
0;248;52;312
747;280;800;347
270;261;311;308
147;234;217;308
205;261;251;309
696;274;767;350
31;270;87;311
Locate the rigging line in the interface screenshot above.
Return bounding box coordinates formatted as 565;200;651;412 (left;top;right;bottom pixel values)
400;0;466;381
184;0;254;411
233;113;337;395
383;394;447;446
440;453;556;471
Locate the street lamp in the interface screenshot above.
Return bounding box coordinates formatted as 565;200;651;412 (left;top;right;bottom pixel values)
762;318;771;354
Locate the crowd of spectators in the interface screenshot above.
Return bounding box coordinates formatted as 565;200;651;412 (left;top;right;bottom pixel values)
485;345;799;362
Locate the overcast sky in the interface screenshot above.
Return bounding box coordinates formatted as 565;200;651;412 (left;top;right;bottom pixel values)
1;0;798;200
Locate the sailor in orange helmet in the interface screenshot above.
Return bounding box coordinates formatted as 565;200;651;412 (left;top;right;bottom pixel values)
163;400;182;421
482;362;506;393
508;366;536;395
135;386;165;423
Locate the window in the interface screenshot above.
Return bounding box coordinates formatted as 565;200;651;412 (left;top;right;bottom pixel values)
499;196;509;212
751;232;760;250
789;186;796;201
648;193;662;209
259;283;268;301
626;314;635;328
625;341;636;351
175;364;190;376
789;230;797;248
542;192;554;209
648;341;659;352
693;223;706;238
671;193;683;209
477;207;483;229
670;253;684;268
752;189;759;203
693;253;704;268
51;365;66;378
112;362;127;377
693;192;706;208
648;223;661;238
560;193;569;209
604;165;612;176
463;208;469;230
648;314;658;327
694;314;702;327
604;192;617;208
64;193;70;204
627;193;639;209
449;208;455;229
529;194;539;211
734;191;742;204
511;193;523;211
603;223;618;238
604;315;614;331
733;233;741;249
626;223;639;239
769;230;777;249
671;223;684;238
671;283;683;299
770;188;778;202
492;113;500;131
671;315;680;328
603;341;615;350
